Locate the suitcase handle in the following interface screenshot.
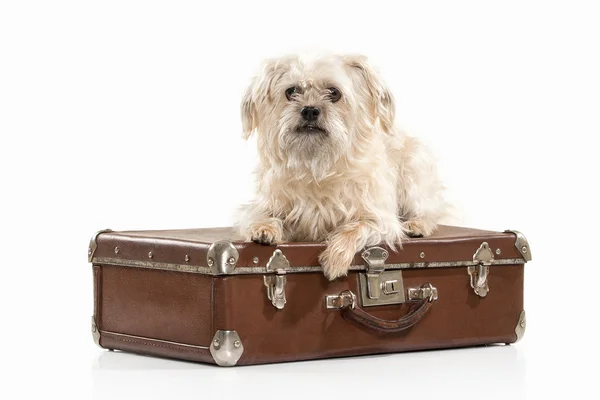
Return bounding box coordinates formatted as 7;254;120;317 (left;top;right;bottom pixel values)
334;284;437;333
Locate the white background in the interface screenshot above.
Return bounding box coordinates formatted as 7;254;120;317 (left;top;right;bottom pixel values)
1;1;599;398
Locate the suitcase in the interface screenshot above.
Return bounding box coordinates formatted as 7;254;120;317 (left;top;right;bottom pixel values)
88;225;530;366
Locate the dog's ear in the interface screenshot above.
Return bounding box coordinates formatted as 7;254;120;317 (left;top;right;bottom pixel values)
241;59;287;139
241;81;258;139
343;55;396;134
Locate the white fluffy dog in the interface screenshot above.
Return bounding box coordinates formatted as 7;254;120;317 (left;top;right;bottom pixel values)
236;54;448;280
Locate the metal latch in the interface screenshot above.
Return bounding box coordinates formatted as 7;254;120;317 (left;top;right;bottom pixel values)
264;274;286;309
361;247;389;299
359;247;407;307
469;242;494;297
382;279;400;295
263;249;289;309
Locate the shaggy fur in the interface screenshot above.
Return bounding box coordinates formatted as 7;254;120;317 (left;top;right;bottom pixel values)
236;54;448;280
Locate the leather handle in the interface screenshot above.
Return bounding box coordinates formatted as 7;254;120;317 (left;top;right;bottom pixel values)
338;284;437;333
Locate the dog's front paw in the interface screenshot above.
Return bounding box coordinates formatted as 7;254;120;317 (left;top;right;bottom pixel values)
249;219;283;245
319;249;354;281
402;220;436;238
319;232;359;281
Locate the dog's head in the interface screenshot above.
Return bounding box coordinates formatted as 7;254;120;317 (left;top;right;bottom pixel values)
241;54;395;179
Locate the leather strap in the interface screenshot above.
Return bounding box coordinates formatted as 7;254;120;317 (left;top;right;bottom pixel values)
341;297;434;333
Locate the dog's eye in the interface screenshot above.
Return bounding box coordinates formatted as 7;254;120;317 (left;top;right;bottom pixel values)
285;87;298;101
328;87;342;103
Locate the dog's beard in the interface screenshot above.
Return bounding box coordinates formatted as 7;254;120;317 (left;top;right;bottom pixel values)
278;116;349;181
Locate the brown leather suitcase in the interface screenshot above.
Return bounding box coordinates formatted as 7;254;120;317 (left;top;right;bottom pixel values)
88;225;530;366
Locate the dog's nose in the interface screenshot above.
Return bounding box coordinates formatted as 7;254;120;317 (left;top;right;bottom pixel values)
301;106;320;121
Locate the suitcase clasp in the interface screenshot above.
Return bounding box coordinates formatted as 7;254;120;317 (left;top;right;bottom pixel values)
264;274;287;310
264;249;289;309
469;242;494;297
361;247;389;300
359;247;407;307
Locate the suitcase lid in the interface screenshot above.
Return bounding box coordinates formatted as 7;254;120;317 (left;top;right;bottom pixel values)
88;225;531;275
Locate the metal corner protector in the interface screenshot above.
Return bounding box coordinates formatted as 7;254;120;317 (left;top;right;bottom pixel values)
504;230;532;262
92;316;102;348
210;330;244;367
88;229;113;263
207;240;239;274
514;310;526;342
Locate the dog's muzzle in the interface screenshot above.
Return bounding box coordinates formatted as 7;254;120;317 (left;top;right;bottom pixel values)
296;106;326;134
301;106;320;122
295;123;327;134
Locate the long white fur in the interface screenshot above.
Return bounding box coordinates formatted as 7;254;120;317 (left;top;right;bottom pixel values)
236;53;449;280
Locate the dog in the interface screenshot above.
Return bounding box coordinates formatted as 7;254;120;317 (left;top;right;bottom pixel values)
235;53;448;280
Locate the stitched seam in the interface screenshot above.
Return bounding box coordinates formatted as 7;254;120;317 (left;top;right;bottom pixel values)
93;267;98;318
94;266;102;324
211;277;215;337
108;336;209;354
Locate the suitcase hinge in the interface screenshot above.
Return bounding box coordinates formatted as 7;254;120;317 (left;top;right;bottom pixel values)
469;242;494;297
358;247;407;307
263;249;288;309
